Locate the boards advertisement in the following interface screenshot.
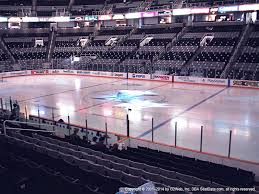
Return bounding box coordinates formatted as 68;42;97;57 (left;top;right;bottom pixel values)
174;76;228;86
151;75;172;82
128;73;151;80
31;70;49;75
231;80;259;88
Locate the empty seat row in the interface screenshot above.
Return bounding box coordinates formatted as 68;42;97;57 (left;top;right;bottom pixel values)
3;135;140;193
12;131;227;190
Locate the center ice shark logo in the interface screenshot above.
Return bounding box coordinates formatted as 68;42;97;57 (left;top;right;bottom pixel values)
93;90;169;109
93;90;157;102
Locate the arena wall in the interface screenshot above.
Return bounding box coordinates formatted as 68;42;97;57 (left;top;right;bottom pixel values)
3;69;259;88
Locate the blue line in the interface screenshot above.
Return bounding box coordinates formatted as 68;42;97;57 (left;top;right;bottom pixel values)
137;87;228;138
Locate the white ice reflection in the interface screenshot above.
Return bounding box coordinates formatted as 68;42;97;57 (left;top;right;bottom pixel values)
103;109;112;117
30;109;45;116
56;102;75;116
128;110;142;123
171;117;188;130
74;79;81;91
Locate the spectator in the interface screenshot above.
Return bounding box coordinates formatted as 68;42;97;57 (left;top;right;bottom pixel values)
82;135;90;145
95;136;106;151
91;136;98;145
58;119;64;123
69;128;81;144
99;136;105;143
10;102;20;120
110;143;119;151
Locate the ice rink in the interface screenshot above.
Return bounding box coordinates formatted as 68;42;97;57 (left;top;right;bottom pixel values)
1;75;259;163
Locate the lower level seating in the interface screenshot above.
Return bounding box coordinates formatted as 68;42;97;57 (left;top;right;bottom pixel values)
118;147;254;187
0;135;132;194
0;138;104;194
119;59;150;73
227;63;258;81
153;60;185;75
34;131;255;189
187;61;225;78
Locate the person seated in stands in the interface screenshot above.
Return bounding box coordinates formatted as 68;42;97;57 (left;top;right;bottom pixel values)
91;136;98;145
110;143;119;152
82;135;90;145
94;136;106;151
14;100;20;112
58;119;65;123
10;102;20;120
69;128;81;144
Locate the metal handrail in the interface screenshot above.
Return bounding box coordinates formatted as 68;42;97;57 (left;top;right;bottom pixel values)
3;120;55;136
